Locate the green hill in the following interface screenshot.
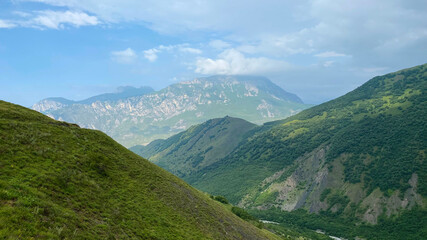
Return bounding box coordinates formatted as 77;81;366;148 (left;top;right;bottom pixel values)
130;116;257;179
196;64;427;202
137;64;427;239
0;101;279;240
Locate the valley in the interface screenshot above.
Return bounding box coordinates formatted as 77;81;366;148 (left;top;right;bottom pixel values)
2;1;426;239
2;64;426;239
134;64;427;239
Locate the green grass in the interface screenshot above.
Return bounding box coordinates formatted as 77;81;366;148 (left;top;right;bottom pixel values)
0;101;279;240
131;116;258;180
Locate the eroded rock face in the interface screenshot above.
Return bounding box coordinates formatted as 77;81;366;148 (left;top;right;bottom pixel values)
32;76;308;147
241;146;423;224
32;99;71;112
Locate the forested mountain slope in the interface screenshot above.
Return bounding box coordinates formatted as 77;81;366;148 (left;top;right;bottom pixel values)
197;64;427;208
131;116;257;178
138;64;427;239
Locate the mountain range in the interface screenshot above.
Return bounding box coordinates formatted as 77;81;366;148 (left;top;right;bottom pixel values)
32;76;309;147
133;64;427;239
0;100;281;239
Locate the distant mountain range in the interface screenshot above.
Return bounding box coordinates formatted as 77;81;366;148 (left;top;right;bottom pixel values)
0;100;280;239
133;64;427;239
32;75;310;147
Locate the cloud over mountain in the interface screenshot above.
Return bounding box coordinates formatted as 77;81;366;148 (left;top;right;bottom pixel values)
195;49;291;75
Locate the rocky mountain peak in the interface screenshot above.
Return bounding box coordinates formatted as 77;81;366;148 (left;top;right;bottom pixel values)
32;76;309;147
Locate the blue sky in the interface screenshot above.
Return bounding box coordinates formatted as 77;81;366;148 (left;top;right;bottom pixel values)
1;0;426;107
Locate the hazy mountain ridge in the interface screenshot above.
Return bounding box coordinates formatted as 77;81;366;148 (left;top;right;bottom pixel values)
32;76;309;147
32;86;155;112
137;64;427;239
0;100;279;240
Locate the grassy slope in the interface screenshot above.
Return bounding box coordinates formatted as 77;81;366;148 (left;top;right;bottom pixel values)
0;101;279;240
190;64;427;203
131;116;257;179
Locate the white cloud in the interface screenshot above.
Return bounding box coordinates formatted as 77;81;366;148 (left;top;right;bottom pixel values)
142;44;202;62
178;47;202;54
209;40;231;50
12;11;32;17
315;51;347;58
15;1;427;64
157;45;174;51
0;19;17;28
111;48;137;64
7;0;427;104
323;61;334;67
195;49;291;75
30;10;99;29
0;10;99;29
143;48;159;62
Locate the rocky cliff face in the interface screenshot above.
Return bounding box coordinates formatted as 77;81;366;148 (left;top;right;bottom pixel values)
32;76;309;147
240;146;424;225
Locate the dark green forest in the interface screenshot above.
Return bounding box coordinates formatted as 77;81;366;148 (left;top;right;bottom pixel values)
137;64;427;239
191;64;426;202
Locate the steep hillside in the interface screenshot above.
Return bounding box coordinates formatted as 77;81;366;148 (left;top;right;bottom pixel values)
0;101;279;240
138;64;427;239
32;75;309;147
131;116;257;178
